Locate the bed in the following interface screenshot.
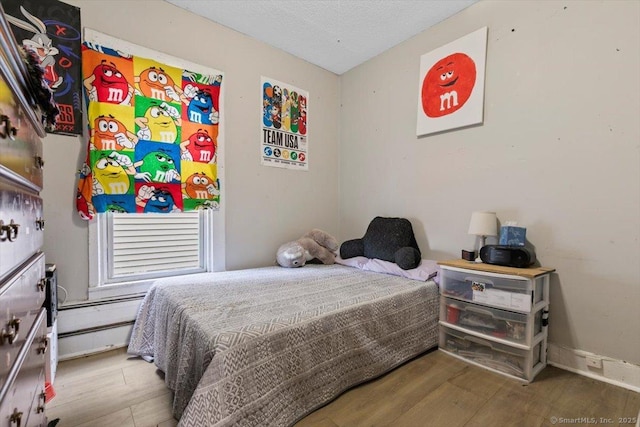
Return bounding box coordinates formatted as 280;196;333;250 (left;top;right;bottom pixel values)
127;263;440;426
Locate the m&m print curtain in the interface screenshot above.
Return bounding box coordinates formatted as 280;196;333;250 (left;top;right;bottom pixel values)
76;41;222;219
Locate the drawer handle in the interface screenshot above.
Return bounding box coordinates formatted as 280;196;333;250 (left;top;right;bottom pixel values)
0;220;9;241
35;156;45;169
0;114;17;140
0;220;20;242
37;278;47;292
9;316;20;334
10;409;23;427
0;114;7;138
0;318;21;346
1;329;16;344
465;305;497;318
37;390;46;412
464;334;490;347
38;335;49;354
466;277;494;287
8;220;19;241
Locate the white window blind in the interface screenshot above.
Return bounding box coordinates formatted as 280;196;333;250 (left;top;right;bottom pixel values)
108;212;205;279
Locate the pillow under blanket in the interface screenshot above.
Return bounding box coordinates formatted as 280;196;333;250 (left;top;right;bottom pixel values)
336;256;439;283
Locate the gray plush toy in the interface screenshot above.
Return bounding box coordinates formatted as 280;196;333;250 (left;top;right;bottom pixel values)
276;229;339;268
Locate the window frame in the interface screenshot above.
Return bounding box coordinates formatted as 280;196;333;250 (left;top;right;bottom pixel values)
88;208;225;300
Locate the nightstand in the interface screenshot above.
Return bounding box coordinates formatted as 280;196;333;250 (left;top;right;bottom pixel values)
437;259;555;382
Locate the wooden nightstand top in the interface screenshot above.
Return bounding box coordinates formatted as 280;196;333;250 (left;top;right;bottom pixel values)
437;259;555;279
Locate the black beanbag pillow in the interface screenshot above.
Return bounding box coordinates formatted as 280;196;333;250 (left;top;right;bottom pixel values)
340;217;421;270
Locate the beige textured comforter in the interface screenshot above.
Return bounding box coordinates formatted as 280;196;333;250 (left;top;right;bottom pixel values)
128;264;439;426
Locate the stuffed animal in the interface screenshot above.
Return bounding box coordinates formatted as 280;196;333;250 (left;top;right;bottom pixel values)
340;216;421;270
277;229;339;268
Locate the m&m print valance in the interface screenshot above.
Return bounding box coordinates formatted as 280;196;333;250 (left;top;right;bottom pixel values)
76;41;223;219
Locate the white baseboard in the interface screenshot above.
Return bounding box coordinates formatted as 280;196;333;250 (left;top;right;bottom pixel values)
58;324;132;360
57;296;143;334
547;343;640;392
57;296;143;360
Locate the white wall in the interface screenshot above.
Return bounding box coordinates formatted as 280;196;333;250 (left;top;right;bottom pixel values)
41;0;340;302
339;0;639;365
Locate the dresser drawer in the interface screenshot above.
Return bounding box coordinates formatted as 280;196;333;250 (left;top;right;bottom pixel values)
439;325;544;381
0;178;44;281
440;297;543;347
0;309;47;426
0;253;46;383
24;369;47;427
0;76;44;190
439;267;544;312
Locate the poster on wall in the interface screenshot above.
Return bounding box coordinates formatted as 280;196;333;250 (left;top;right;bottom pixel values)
261;76;308;171
76;29;223;219
3;0;83;135
416;27;487;137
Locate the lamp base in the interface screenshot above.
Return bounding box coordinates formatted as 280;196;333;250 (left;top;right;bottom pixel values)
474;235;487;263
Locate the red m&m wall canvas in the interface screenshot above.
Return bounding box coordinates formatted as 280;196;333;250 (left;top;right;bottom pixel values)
416;27;487;137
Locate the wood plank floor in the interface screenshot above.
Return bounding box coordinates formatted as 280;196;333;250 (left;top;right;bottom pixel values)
47;347;640;427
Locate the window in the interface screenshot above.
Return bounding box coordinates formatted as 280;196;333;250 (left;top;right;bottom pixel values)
109;211;206;279
89;209;224;300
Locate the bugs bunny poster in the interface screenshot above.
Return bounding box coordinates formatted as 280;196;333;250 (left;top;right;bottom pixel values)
2;0;82;135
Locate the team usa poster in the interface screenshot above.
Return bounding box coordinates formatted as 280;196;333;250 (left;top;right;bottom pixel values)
76;36;223;219
261;77;308;171
416;27;487;137
3;0;83;135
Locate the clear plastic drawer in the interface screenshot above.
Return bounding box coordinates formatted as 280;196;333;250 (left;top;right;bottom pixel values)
439;325;543;381
440;297;543;346
439;268;544;312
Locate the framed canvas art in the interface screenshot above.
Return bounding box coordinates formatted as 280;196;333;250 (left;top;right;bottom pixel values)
416;27;487;137
3;0;83;135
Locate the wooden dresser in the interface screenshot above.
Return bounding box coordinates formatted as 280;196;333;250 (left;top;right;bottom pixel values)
0;5;49;426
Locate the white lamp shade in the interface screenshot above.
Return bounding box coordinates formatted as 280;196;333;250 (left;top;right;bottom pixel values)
468;211;497;236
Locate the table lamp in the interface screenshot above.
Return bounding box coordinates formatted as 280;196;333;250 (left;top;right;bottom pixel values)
468;211;497;262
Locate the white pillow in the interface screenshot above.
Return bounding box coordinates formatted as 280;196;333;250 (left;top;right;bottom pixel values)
336;256;440;283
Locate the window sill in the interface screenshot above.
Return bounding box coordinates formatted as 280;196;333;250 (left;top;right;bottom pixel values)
88;280;154;301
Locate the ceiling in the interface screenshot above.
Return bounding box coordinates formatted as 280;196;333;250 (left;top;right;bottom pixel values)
165;0;479;75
